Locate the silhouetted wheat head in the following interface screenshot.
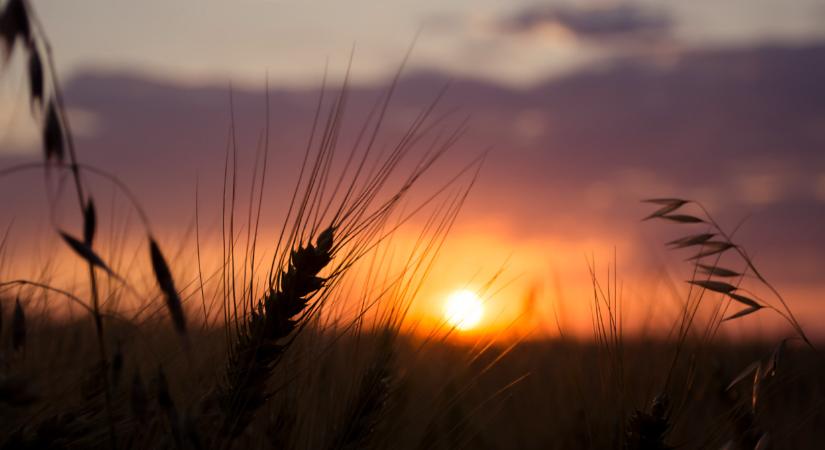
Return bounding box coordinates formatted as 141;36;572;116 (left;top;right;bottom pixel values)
185;36;478;445
219;139;468;440
215;227;335;437
0;1;484;445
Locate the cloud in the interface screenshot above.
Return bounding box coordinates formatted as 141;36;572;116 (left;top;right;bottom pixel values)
2;43;824;292
0;104;101;156
498;3;672;44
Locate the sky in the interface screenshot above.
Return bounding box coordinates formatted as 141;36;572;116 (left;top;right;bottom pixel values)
1;0;825;339
28;0;825;87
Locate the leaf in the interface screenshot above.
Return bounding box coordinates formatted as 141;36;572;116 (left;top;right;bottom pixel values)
666;233;715;249
83;198;96;245
726;361;759;391
660;214;704;223
697;264;741;278
150;238;187;335
59;231;115;276
727;293;761;309
688;279;738;294
722;305;763;321
687;241;736;260
12;297;25;352
27;48;43;108
43;102;64;163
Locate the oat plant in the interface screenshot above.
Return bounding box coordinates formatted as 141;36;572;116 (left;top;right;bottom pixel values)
643;197;819;448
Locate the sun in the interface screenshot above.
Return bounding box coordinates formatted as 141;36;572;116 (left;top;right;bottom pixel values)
443;289;484;331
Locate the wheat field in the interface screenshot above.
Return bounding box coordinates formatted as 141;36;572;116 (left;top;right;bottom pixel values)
1;1;824;449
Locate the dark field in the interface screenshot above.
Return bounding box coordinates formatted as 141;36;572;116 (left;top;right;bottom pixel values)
2;318;824;449
2;0;825;449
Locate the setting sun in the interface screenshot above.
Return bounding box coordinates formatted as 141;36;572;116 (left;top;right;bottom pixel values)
444;289;484;331
4;0;825;447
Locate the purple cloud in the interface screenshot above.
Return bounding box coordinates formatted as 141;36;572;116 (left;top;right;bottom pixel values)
499;3;672;43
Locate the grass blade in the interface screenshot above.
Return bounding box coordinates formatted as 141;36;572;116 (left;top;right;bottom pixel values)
752;362;762;410
765;339;788;377
726;361;759;391
754;433;770;450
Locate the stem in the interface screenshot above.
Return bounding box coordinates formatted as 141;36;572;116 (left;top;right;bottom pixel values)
25;2;118;447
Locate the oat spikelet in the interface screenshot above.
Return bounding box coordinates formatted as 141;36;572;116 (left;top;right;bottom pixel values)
0;0;30;60
149;237;187;336
59;231;115;276
42;101;64;163
27;48;43;109
83;198;97;245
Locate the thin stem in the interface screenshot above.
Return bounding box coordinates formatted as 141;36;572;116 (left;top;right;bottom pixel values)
25;3;117;447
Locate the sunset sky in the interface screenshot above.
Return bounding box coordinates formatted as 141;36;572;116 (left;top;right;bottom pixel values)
28;0;825;87
1;0;824;338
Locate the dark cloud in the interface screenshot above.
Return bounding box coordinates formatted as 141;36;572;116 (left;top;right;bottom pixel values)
498;3;672;43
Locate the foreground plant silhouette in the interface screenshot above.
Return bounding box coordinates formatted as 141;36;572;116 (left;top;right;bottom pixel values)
640;197;819;450
643;198;814;349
